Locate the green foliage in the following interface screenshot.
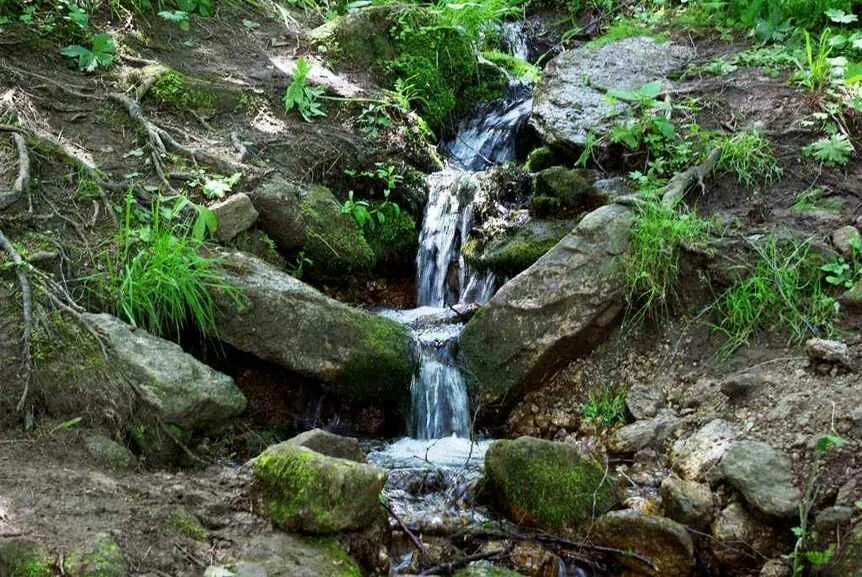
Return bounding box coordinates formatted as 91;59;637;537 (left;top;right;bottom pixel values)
711;238;837;358
804;132;853;165
158;9;191;30
283;57;326;122
585;17;666;49
791;186;843;212
713;129;783;187
724;0;851;30
821;236;862;288
794;29;834;91
287;250;313;279
582;386;627;429
61;32;116;72
482;50;541;83
95;192;239;339
150;69;216;113
624;195;712;322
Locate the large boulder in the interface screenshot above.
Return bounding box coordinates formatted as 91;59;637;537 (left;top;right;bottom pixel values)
211;532;363;577
590;510;695;577
461;203;633;408
531;37;693;152
286;428;365;463
82;313;246;431
719;441;800;518
463;218;576;277
482;437;617;531
253;442;386;533
213;249;414;404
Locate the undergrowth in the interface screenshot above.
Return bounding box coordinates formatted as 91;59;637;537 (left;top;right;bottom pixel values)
581;385;627;429
712;129;783;188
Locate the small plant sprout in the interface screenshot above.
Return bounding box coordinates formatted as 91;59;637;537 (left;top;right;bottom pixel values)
283;57;326;122
804;133;853;166
582;386;627;429
61;32;116;72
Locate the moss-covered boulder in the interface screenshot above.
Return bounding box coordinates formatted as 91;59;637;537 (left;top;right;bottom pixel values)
529;167;601;218
253;443;387;533
213;249;414;404
62;534;127;577
221;533;362;577
247;177;307;253
464;219;575;277
286;428;365;463
136;65;245;116
590;509;695;576
0;542;53;577
309;5;398;73
482;437;617;531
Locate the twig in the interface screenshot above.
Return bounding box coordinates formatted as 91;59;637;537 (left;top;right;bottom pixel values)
0;229;33;412
382;498;432;561
661;147;721;207
419;547;510;576
0;132;30;210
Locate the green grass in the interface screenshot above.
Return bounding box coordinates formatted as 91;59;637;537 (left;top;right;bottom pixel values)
711;237;837;358
794;29;833;91
586;17;668;49
582;386;627;429
791;187;843;213
624;196;713;324
713;129;783;188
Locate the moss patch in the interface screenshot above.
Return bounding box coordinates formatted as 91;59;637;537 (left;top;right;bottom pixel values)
341;312;413;404
168;507;208;542
307;538;362;577
530;167;600;218
63;534;127;577
0;542;53;577
467;220;575;277
150;69;216;113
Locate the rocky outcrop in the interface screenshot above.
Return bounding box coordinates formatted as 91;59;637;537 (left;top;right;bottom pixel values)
531;37;693;152
82;313;247;431
482;437;616;531
719;441;800;518
591;509;695;576
461;203;633;408
213;249;414;404
286;428;365;463
253;442;386;533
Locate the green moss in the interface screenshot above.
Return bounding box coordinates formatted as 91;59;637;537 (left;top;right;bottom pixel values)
342;313;413;403
586;18;668;49
168;507;208;542
256;448;334;530
523;147;557;172
364;210;417;265
482;50;540;83
0;543;53;577
484;437;617;531
530;167;599;218
150;69;216;113
63;534;127;577
307;538;362;577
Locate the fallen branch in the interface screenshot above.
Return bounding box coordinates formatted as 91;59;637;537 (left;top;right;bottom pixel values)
0;133;30;210
661;147;720;207
0;229;33;413
419;547;510;576
382;498;432;562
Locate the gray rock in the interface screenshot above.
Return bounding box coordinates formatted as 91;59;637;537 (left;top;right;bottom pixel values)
531;37;693;152
805;338;852;369
247;177;307;252
841;278;862;311
84;434;136;470
212;193;258;242
82;313;246;431
286;428;365;462
213;249;414;404
711;502;780;569
461;203;633;407
227;531;363;577
720;441;801;518
760;559;790;577
720;370;775;399
63;533;127;577
608;409;681;453
660;475;714;530
670;419;737;481
626;383;666;419
591;509;695;576
831;225;861;258
815;506;856;529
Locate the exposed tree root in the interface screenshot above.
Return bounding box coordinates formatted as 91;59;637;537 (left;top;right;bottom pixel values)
662;147;721;207
0;132;30;210
0;229;33;413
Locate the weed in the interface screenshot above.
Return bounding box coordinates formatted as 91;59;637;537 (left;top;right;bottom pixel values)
713;129;783;187
287;251;313;279
711;237;837;358
61;32;116;72
821;236;861;288
582;386;627;429
794;29;834;91
791;186;843;212
283;57;326;122
804;132;853;165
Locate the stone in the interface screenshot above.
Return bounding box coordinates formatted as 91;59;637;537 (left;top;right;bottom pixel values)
660;475;714;530
626;383;665;419
253;442;386;533
0;542;53;577
63;533;127;577
759;559;790;577
814;505;856;529
531;37;693;152
591;509;695;576
720;370;775;399
461;203;633;407
529;167;601;217
212;193;258;242
463;218;576;277
720;441;800;518
607;409;682;453
670;419;737;481
168;507;208;541
482;436;617;531
247;176;307;252
213;249;414;404
454;561;524;577
831;225;861;258
834;521;862;577
711;503;780;569
841;278;862;311
81;313;247;431
286;428;365;463
228;532;363;577
84;435;136;471
805;338;852;369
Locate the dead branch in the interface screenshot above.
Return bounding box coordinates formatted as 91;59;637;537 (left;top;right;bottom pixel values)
661;147;720;207
419;547;510;576
382;498;432;562
0;229;33;413
0;133;30;210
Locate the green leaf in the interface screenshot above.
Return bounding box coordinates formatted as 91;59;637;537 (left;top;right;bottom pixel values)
815;433;845;453
192;205;218;241
826;8;858;23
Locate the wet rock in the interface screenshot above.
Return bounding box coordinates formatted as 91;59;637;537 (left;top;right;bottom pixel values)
720;441;800;518
63;533;127;577
833;520;862;576
626;383;665;420
660;475;714;530
286;429;365;463
531;37;693;152
831;225;860;258
529;167;601;217
0;542;53;577
720;370;775;399
710;502;780;569
226;532;363;577
212;193;258;242
608;409;681;453
463;218;577;277
213;249;414;404
483;437;616;531
670;419;737;481
461;203;633;407
591;509;695;576
81;313;247;431
254;442;386;533
805;338;852;370
84;435;136;471
454;561;524;577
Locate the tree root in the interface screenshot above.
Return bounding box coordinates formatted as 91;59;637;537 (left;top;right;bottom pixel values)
0;228;33;413
661;147;720;207
419;547;511;576
0;133;30;210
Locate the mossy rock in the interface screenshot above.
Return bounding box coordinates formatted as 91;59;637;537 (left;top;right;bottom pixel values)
529;167;600;218
143;66;242;115
523;146;559;173
63;534;127;577
483;437;617;531
219;533;362;577
254;443;387;533
309;5;399;74
453;561;525;577
835;520;862;576
0;542;53;577
168;507;208;542
84;435;136;471
465;219;575;277
230;229;286;270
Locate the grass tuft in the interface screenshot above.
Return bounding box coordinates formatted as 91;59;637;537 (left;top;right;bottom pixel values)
713;129;783;188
